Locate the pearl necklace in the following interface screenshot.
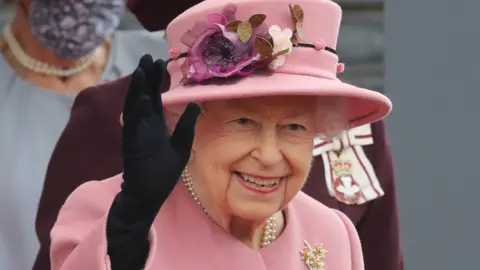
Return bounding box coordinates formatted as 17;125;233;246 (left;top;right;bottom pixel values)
2;23;96;77
181;168;277;248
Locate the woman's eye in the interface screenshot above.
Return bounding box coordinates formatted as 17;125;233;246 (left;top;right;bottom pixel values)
285;123;306;131
234;118;254;125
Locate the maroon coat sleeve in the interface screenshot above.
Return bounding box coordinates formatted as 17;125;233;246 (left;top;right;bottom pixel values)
33;0;204;267
32;77;128;270
355;120;404;270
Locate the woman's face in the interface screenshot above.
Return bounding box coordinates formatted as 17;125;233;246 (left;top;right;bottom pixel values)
190;96;318;221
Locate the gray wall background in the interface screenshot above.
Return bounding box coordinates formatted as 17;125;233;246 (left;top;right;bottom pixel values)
386;0;480;269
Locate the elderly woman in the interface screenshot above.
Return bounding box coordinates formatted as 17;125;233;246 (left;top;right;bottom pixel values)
0;0;168;268
39;1;403;270
50;0;391;269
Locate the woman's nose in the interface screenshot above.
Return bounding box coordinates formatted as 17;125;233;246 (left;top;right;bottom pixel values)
250;132;283;166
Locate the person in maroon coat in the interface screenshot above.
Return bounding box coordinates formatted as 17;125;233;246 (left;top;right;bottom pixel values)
31;1;203;269
34;1;404;269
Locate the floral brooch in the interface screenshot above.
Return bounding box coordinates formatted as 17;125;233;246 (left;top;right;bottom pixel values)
175;4;310;84
300;241;327;270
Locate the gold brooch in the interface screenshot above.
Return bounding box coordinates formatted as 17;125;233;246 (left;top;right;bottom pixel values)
300;240;327;270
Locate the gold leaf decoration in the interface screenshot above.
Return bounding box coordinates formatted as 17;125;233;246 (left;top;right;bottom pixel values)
237;21;253;43
225;20;242;32
252;56;274;69
289;4;305;42
254;36;273;56
289;4;296;22
290;34;298;45
290;4;304;23
296;24;305;39
249;14;267;28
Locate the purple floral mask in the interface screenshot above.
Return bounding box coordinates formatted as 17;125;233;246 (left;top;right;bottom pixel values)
28;0;125;59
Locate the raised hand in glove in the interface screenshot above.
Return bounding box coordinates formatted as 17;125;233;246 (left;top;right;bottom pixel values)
106;54;201;270
121;54;200;206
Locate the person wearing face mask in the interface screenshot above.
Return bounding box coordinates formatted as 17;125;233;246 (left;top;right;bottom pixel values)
0;0;169;269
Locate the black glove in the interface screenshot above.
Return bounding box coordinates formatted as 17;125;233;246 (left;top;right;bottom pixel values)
106;54;201;270
121;55;200;207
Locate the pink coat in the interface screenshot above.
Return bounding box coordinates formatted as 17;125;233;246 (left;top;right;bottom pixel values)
50;174;364;270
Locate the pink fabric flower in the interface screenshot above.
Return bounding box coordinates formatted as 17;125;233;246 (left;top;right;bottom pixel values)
268;25;293;69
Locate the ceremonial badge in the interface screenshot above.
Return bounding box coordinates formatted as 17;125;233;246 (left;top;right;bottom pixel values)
300;240;327;270
331;159;361;205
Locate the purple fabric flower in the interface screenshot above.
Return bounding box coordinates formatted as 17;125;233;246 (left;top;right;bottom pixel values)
179;11;260;83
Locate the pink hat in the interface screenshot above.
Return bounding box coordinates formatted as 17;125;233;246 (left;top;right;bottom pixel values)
161;0;392;128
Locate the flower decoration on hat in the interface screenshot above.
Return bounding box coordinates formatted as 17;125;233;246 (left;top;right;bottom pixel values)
252;25;293;70
174;3;336;85
179;3;263;83
289;4;305;44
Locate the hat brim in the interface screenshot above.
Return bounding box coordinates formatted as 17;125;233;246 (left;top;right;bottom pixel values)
162;72;391;128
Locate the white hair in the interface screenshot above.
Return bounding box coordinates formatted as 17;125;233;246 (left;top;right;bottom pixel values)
312;96;349;140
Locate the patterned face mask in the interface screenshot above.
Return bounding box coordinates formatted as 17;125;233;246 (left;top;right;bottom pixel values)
28;0;125;59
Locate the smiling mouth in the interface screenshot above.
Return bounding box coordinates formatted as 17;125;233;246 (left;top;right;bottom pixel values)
234;171;283;188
